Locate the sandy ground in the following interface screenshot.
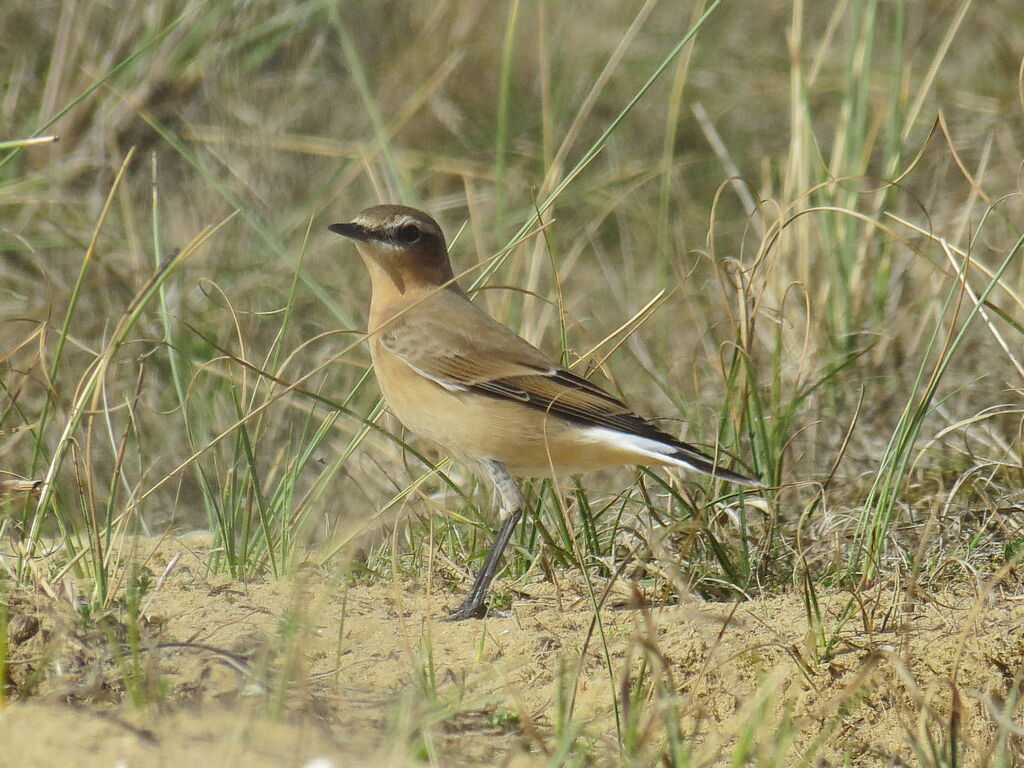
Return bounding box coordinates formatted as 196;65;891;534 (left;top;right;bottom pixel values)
2;537;1023;766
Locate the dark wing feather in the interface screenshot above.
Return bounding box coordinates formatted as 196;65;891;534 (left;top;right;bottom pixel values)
471;369;664;439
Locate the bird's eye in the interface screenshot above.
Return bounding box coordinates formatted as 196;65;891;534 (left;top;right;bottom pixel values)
395;225;422;244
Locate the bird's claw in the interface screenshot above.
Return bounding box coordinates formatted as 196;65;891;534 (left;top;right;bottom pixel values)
446;598;488;621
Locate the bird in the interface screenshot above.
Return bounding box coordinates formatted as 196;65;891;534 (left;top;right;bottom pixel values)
329;204;759;620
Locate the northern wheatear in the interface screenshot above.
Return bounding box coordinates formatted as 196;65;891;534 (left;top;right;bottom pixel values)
329;205;759;620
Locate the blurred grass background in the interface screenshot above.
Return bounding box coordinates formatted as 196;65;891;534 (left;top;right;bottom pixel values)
1;0;1023;622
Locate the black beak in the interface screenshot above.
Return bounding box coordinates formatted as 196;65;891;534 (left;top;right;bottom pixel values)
328;222;374;242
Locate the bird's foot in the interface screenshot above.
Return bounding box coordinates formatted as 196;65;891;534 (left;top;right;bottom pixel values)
446;597;488;622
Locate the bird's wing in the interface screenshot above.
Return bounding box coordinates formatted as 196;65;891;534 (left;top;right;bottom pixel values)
378;294;756;484
379;298;675;440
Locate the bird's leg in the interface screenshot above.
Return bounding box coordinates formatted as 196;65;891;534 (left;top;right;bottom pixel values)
448;460;525;621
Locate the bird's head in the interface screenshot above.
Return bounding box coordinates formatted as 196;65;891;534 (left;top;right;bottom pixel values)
329;205;456;295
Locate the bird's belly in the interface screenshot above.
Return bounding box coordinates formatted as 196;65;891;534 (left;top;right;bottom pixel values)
372;347;643;478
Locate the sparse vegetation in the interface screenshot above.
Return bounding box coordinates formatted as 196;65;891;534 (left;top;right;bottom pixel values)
2;0;1024;765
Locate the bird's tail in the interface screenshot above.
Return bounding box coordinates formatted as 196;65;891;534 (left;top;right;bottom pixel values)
585;425;762;487
659;442;762;487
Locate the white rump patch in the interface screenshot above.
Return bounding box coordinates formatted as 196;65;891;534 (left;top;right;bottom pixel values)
583;426;704;471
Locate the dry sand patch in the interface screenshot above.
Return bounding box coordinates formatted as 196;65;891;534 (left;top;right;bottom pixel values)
2;537;1022;765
